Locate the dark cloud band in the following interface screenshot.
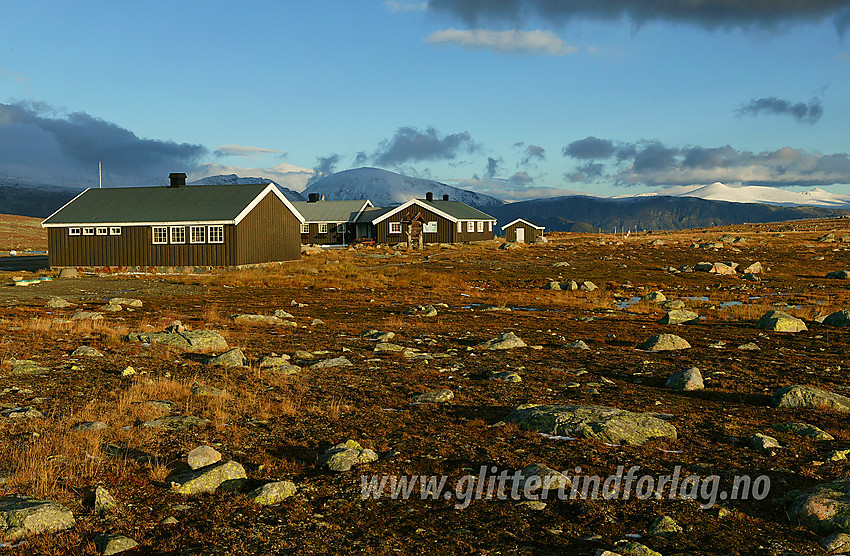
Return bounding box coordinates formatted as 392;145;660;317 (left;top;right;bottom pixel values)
735;96;823;124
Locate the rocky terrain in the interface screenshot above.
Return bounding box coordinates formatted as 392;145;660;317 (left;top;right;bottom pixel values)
1;218;850;554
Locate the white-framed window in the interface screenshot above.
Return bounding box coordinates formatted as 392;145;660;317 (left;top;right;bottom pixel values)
170;226;185;244
109;227;121;236
467;221;475;233
69;227;81;236
300;223;310;234
318;223;329;234
96;227;108;235
476;221;484;233
208;225;224;243
488;221;493;232
389;221;402;234
456;221;462;233
152;226;168;244
424;221;437;234
336;223;346;234
83;227;95;236
190;225;205;244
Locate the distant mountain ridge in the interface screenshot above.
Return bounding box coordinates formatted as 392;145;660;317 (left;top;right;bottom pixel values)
630;182;850;209
303;167;504;210
189;174;304;202
489;195;850;233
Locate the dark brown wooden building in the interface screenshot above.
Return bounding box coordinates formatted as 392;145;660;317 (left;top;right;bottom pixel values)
365;195;496;245
41;177;304;268
292;197;372;245
501;218;545;243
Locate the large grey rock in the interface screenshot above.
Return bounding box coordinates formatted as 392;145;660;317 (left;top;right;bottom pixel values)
141;415;211;431
205;348;247;367
127;329;228;353
405;305;438;317
639;334;691;351
169;460;247;495
823;310;850;327
772;385;850;413
505;404;677;446
4;358;49;375
108;297;143;308
46;297;75;308
413;389;454;403
665;367;703;391
790;478;850;534
613;540;663;556
649;515;682;537
362;330;395;342
71;346;103;357
516;464;571;491
826;270;850;279
232;314;281;325
772;422;834;441
641;291;667;303
71;311;103;321
309;356;353;369
1;407;44;419
579;281;598;292
755;310;807;333
187;446;222;470
248;481;297;505
750;433;780;450
0;495;75;541
320;440;378;472
479;332;527;350
93;486;117;516
95;533;138;555
658;310;699;325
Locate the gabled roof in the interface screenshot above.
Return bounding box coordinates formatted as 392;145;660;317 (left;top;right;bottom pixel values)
42;183;304;227
371;199;496;225
501;218;545;231
291;200;372;223
355;206;396;224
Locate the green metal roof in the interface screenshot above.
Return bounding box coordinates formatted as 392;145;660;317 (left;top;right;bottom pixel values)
42;184;274;226
355;206;395;223
416;199;496;221
291;200;370;223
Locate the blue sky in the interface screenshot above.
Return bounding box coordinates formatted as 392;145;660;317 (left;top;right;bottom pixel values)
3;1;850;200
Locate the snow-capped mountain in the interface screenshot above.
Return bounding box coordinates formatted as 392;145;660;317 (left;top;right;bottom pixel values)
189;174;304;202
303;167;504;209
627;182;850;209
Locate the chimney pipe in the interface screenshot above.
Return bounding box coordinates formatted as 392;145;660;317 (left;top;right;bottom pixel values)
169;172;187;188
442;194;449;201
308;193;320;203
426;192;433;201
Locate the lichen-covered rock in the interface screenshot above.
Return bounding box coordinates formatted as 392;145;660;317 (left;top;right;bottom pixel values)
490;370;522;383
95;533;138;555
649;515;682;537
71;346;103;357
517;464;571;491
169;460;247;495
0;495;75;541
231;314;281;325
641;291;667;303
71;311;103;321
790;478;850;534
505;404;677;446
772;385;850;413
750;433;780;450
658;310;699;325
141;415;211;431
772;422;834;440
205;348;247;368
639;334;691;351
320;440;378;472
248;480;297;505
127;329;228;353
109;297;143;308
93;486;116;516
187;446;222;470
309;357;353;369
46;297;75;308
755;310;807;333
479;332;527;350
413;389;454;403
4;359;49;375
823;310;850;327
614;540;663;556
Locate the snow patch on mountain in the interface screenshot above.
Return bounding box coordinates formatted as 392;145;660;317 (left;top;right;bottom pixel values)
627;182;850;208
189;174;305;201
303;167;504;209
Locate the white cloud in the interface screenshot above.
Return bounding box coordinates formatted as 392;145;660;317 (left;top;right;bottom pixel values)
425;28;577;56
215;144;287;158
384;1;427;13
192;162;313;191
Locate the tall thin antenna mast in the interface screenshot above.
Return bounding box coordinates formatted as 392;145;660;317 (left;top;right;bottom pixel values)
99;162;102;189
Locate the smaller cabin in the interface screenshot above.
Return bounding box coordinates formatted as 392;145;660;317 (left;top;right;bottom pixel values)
501;218;545;244
367;193;497;244
291;196;373;245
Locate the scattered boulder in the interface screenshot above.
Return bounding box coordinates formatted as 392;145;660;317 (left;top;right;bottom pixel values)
640;291;667;303
1;407;44;419
750;433;780;450
405;305;438;317
0;495;75;541
108;297;142;308
661;300;686;311
790;477;850;534
490;370;522;383
658;310;699;325
71;311;103;321
500;242;521;250
613;540;663;556
73;421;107;432
505;404;677;446
479;332;527;350
413;389;454;403
772;385;850;413
772;422;834;441
649;515;682;537
71;346;103;357
823;310;850;327
819;232;836;243
205;348;247;368
826;270;850;280
57;268;78;279
638;334;691;351
93;486;117;516
4;358;49;375
169;460;247;495
362;330;395;342
187;446;222;470
566;340;590;350
232;314;282;325
516;464;571;491
821;533;850;553
127;329;228;353
248;481;297;506
320;440;378;472
665;367;703;391
755;310;807;333
710;262;737;275
46;297;75;309
141;415;211;431
309;356;353;369
743;261;763;274
95;533;138;555
579;281;598;292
